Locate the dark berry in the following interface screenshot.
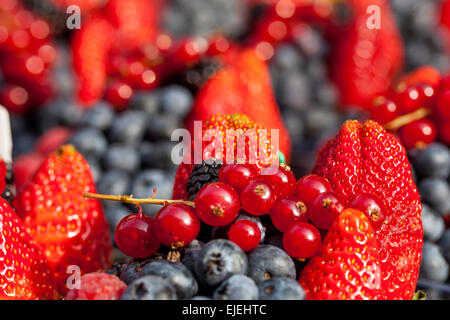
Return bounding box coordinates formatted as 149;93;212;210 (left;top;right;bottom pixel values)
418;178;450;216
79;102;114;131
413;143;450;179
186;159;222;200
258;277;306;300
247;245;296;283
109;110;147;145
69;127;107;160
213;275;259;300
421;204;445;242
420;242;449;283
121;275;176;300
102;144;140;174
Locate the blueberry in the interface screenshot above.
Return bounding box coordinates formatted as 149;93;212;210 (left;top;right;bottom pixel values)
213;275;258;300
85;158;102;183
195;239;248;288
265;235;284;250
303;108;339;140
102;144;140;174
130;91;160;115
272;44;303;71
97;170;130;199
79;102;114;131
181;239;205;274
109;110;147;145
276;72;310;112
121;275;177;300
69;128;107;160
439;230;450;264
160;85;193;117
248;245;296;283
104;205;132;239
12;131;36;158
191;296;212;300
138;261;198;299
130;170;172;216
146;114;181;141
258;277;306;300
119;257;162;284
418;178;450;216
421;204;445;242
413;143;450;179
282;111;304;139
420;242;449;283
141;141;177;171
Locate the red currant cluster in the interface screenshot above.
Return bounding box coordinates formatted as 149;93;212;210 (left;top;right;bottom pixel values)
370;70;450;149
0;0;57;113
104;35;233;111
113;163;386;263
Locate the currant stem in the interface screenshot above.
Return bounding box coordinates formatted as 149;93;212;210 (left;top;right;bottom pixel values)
383;107;431;131
83;192;195;207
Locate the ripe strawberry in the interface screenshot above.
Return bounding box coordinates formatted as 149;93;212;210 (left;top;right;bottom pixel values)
65;272;126;300
172;113;277;200
14;145;112;294
185;48;291;161
0;198;58;300
312;120;423;300
299;208;382;300
329;0;403;109
72;17;115;107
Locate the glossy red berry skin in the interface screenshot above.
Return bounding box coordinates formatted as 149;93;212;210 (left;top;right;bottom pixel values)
240;179;277;216
104;80;133;111
195;182;240;227
219;163;259;192
350;193;385;230
435;89;450;119
154;203;200;246
228;220;261;252
309;192;344;230
293;174;332;206
371;98;398;124
261;165;296;199
417;82;435;109
398;119;437;149
115;213;160;258
270;198;309;232
283;222;321;259
439;120;450;145
395;85;423;114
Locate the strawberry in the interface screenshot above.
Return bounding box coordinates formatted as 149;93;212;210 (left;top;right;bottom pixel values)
172;113;277;200
329;0;404;109
72;17;115;107
14;145;112;294
299;208;382;300
0;198;58;300
312;120;423;300
0;159;6;194
185;48;291;161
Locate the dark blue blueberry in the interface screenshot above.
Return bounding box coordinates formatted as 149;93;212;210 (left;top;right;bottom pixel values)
102;144;140;174
141;141;178;171
118;257;162;284
303;108;339;140
272;44;303;72
130;169;172;216
420;242;449;283
146;114;181;141
84;157;102;183
248;245;296;283
314;81;338;108
130;91;160;115
160;85;193;117
69;128;107;160
79;102;115;131
182;240;205;274
109;110;147;145
97;170;130;197
421;204;445;242
439;230;450;264
418;178;450;216
258;277;306;300
195;239;248;288
413;143;450;179
121;275;177;300
138;261;198;299
276;72;310;112
213;274;258;300
282;111;304;140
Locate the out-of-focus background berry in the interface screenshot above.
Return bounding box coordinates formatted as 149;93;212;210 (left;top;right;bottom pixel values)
2;0;450;299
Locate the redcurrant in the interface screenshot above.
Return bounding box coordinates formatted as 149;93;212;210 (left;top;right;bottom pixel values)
398;119;437;149
154;203;200;247
105;80;134;111
417;82;435;109
227;220;261;252
309;192;344;230
350;193;385;230
435;89;450;119
283;222;321;259
395;85;423;114
195;182;240;226
219;163;258;192
240;179;277;216
270;198;309;232
371;97;398;124
261;164;296;199
293;174;332;206
115;205;160;258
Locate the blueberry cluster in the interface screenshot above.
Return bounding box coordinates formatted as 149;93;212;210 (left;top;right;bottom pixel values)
108;240;305;300
391;0;450;72
269;28;364;178
408;143;450;299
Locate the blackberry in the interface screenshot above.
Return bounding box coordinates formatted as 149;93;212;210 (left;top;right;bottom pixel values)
186;159;222;201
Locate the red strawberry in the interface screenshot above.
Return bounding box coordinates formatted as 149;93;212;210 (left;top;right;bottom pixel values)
312;120;423;300
35;126;72;156
14;145;112;294
329;0;404;109
172;113;277;200
185;48;291;161
300;208;382;300
65;272;126;300
0;198;58;300
72;17;115;107
0;159;6;194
